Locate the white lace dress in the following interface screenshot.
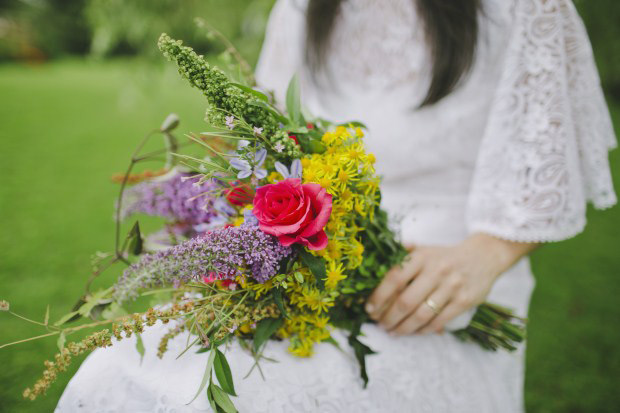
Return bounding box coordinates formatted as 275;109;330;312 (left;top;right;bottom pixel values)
56;0;616;411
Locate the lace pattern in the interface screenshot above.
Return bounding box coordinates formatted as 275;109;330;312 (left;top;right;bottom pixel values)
466;0;617;242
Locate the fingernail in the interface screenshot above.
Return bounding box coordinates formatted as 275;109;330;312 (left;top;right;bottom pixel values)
365;303;374;314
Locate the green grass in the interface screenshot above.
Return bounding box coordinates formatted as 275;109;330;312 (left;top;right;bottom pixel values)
1;59;619;413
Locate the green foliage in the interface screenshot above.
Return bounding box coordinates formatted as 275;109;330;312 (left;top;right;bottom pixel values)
252;317;284;353
158;33;280;135
0;0;90;61
297;247;327;290
214;349;236;396
0;0;275;62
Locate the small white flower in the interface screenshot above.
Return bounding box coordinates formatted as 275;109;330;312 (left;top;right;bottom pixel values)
225;115;235;130
253;126;263;135
228;324;238;334
274;142;285;153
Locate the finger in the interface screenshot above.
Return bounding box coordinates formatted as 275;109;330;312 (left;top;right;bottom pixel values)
418;302;465;334
366;254;423;319
390;283;452;335
404;244;416;253
377;269;437;330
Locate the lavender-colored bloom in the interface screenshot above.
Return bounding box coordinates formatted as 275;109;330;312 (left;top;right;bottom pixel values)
230;147;267;180
274;159;302;179
273;142;285;153
225;115;235;130
122;173;219;225
193;198;237;233
243;208;259;226
113;225;292;302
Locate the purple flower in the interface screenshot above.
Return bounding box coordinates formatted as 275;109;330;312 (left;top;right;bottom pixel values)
225;115;235;130
113;225;292;302
274;159;302;179
230;147;267;180
121;172;220;226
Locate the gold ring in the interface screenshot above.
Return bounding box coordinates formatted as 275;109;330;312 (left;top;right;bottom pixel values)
425;298;441;315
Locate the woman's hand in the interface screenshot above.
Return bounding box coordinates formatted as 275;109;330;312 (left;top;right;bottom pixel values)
365;233;537;335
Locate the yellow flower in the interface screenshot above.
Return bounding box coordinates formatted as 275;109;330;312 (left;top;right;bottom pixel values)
303;167;319;183
239;323;253;334
302;288;334;313
319;175;334;191
267;171;282;183
325;261;346;289
326;239;343;260
289;337;314;357
250;279;274;299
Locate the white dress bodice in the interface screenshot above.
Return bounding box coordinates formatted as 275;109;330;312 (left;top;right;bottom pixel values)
55;1;616;412
257;0;616;245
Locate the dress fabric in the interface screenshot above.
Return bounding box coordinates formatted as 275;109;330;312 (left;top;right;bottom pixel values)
56;0;616;412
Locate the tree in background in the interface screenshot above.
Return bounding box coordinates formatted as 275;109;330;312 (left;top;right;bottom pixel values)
0;0;274;64
0;0;90;61
84;0;274;63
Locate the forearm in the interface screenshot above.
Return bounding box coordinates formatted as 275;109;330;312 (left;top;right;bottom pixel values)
464;233;539;280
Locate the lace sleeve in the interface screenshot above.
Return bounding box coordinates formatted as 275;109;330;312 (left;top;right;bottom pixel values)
466;0;617;242
255;0;307;104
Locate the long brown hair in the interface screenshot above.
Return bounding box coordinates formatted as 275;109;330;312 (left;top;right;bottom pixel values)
305;0;482;107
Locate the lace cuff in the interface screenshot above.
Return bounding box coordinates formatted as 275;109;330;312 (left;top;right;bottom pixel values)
466;0;617;243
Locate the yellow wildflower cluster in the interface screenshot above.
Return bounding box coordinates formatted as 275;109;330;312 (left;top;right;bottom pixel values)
283;125;381;356
303;125;379;276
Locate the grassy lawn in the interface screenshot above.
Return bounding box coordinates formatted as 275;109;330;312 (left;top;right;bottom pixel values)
1;59;619;412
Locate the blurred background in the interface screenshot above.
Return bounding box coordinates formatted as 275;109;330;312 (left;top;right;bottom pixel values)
0;0;618;412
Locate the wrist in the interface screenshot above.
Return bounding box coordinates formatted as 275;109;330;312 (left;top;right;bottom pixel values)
466;233;537;276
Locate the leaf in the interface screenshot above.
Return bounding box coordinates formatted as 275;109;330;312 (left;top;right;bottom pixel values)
307;139;326;154
210;383;238;413
44;305;50;326
337;120;368;129
126;221;143;255
54;311;80;327
101;302;128;320
347;322;376;387
285;74;302;126
253;317;283;353
214;349;236;396
77;288;113;318
298;248;326;290
230;83;269;102
187;348;217;405
135;332;145;364
57;331;66;351
273;288;288;319
206;378;218;411
294;271;304;284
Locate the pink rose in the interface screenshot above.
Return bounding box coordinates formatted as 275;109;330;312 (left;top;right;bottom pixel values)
252;178;332;250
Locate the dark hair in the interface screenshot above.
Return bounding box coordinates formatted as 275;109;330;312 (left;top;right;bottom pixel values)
306;0;482;107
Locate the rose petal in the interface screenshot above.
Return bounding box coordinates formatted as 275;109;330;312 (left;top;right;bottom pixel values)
301;230;329;250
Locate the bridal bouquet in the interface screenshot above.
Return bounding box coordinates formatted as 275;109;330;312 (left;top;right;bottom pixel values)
4;33;525;411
